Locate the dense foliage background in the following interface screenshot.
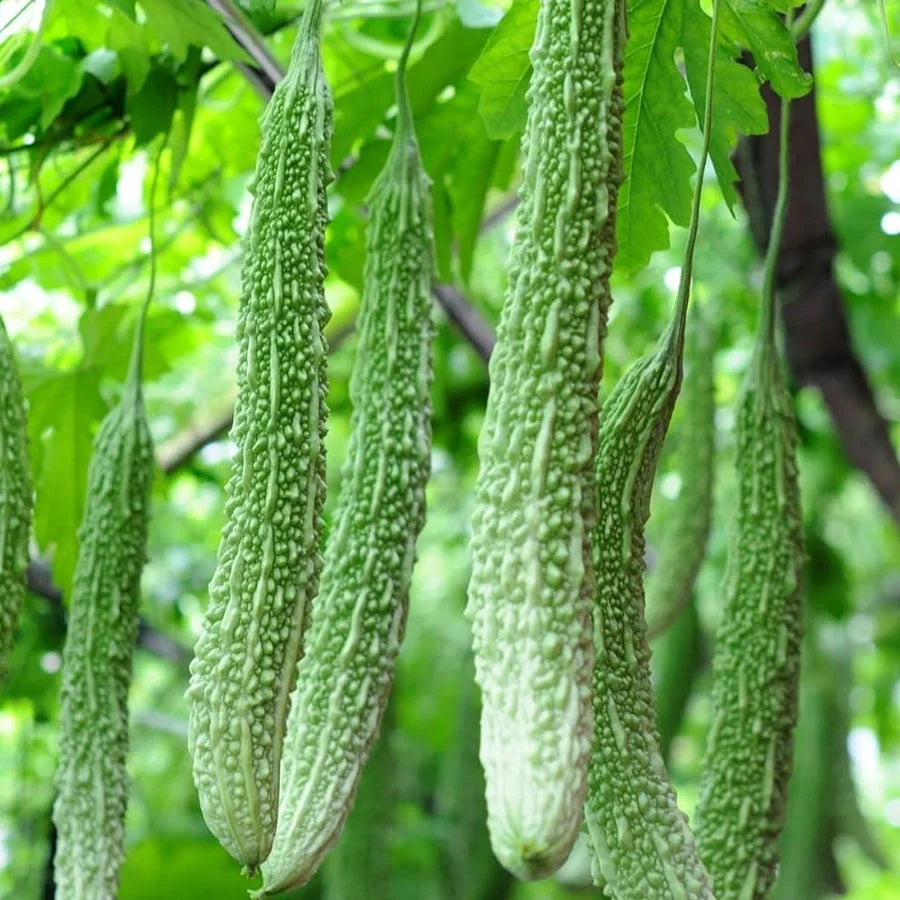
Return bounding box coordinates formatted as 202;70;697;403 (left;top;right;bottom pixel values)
0;0;897;897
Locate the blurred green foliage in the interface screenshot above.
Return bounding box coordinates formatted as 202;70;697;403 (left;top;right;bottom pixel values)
0;0;898;897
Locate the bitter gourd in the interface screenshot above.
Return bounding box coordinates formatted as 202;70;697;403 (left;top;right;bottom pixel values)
253;15;435;895
582;3;726;895
0;314;32;687
464;0;625;879
645;305;716;641
51;316;154;900
186;0;333;872
694;290;804;889
651;598;703;763
584;327;713;899
693;330;804;898
694;73;805;898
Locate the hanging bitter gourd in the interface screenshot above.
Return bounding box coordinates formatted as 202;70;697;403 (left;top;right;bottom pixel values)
0;314;32;687
694;87;804;898
51;316;154;900
465;0;625;879
582;3;726;896
693;326;804;898
584;326;713;899
651;599;703;763
186;0;333;873
253;15;435;896
645;304;716;641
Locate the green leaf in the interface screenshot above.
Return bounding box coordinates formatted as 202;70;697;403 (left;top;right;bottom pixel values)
107;8;151;93
331;23;488;167
456;0;505;30
682;2;768;211
437;84;505;283
721;0;812;98
616;0;696;273
11;44;84;130
81;48;120;84
468;0;537;139
78;303;132;373
119;839;263;899
26;366;106;595
94;155;120;215
169;48;203;191
137;0;248;63
128;63;178;146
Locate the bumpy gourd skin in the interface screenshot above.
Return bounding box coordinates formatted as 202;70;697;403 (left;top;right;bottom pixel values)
465;0;624;880
186;0;333;872
694;337;804;900
0;315;32;687
52;372;153;900
585;325;713;900
645;309;716;640
253;66;435;898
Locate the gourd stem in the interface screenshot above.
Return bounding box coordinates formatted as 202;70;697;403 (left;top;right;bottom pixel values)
758;10;793;350
792;0;826;40
666;0;720;357
395;0;422;140
126;144;163;393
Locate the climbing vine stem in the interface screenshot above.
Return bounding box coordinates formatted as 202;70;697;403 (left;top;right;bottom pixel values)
759;8;794;348
668;0;721;353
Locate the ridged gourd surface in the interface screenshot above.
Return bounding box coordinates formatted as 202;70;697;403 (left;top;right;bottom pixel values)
52;379;153;900
464;0;624;879
645;310;715;639
585;329;713;899
694;337;804;900
0;315;32;686
255;82;435;897
186;0;333;872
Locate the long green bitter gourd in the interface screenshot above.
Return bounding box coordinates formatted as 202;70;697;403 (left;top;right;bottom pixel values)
693;327;804;898
651;599;703;763
584;325;713;899
51;318;154;900
186;0;333;872
693;48;805;898
645;305;716;641
464;0;625;879
582;3;726;896
0;314;32;687
254;17;435;896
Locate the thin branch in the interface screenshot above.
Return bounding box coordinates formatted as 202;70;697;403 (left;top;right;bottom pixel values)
207;0;283;98
141;2;499;476
480;195;518;233
25;561;192;664
4;132;124;246
158;408;234;474
432;284;495;363
158;281;499;474
735;38;900;524
156;318;358;473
